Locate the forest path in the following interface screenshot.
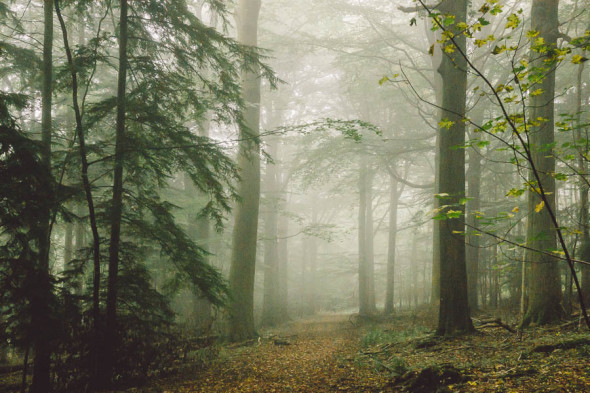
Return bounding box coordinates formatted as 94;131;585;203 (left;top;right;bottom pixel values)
151;313;387;392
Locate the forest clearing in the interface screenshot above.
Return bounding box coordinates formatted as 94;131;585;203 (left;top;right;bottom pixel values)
2;0;590;392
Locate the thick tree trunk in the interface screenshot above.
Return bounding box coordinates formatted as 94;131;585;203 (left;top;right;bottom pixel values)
384;175;399;314
104;0;128;382
523;0;563;326
436;0;474;336
228;0;262;342
30;1;53;391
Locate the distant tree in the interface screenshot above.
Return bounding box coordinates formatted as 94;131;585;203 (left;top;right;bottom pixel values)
358;156;377;316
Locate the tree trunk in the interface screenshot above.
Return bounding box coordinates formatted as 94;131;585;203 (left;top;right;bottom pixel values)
384;174;399;314
436;0;474;336
104;0;128;382
466;119;483;312
358;158;376;316
411;233;419;307
30;1;53;391
277;193;289;322
523;0;563;326
228;0;262;342
54;2;104;384
575;44;590;308
262;137;281;326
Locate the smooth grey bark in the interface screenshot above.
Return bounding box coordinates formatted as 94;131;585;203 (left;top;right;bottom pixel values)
228;0;262;342
30;1;53;391
436;0;474;336
523;0;563;326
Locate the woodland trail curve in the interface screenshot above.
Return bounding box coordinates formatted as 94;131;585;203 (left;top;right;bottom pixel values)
145;313;387;393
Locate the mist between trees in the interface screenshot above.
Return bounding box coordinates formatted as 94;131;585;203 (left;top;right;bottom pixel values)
0;0;589;391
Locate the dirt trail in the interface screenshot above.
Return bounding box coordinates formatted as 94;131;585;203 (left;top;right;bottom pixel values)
151;314;385;393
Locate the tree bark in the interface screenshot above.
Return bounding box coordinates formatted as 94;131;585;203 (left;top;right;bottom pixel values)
104;0;128;382
575;44;590;307
436;0;474;336
523;0;563;326
30;1;53;391
228;0;262;342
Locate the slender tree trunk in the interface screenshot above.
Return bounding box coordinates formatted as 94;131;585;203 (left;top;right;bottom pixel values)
466;112;483;312
411;233;419;307
277;191;289;321
436;0;473;336
306;234;318;315
358;158;376;316
365;169;376;312
523;0;563;326
262;138;280;326
384;174;399;314
429;22;444;308
30;1;53;391
64;221;73;266
228;0;262;342
54;2;104;385
104;0;128;382
575;45;590;307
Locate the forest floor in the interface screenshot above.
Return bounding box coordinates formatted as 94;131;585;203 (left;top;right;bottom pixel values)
121;310;590;393
2;310;589;392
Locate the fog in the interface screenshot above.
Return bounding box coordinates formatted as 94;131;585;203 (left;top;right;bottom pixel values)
1;0;589;391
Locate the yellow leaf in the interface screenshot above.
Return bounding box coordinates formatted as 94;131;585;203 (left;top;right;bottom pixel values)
512;206;519;213
535;200;545;213
572;54;585;64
